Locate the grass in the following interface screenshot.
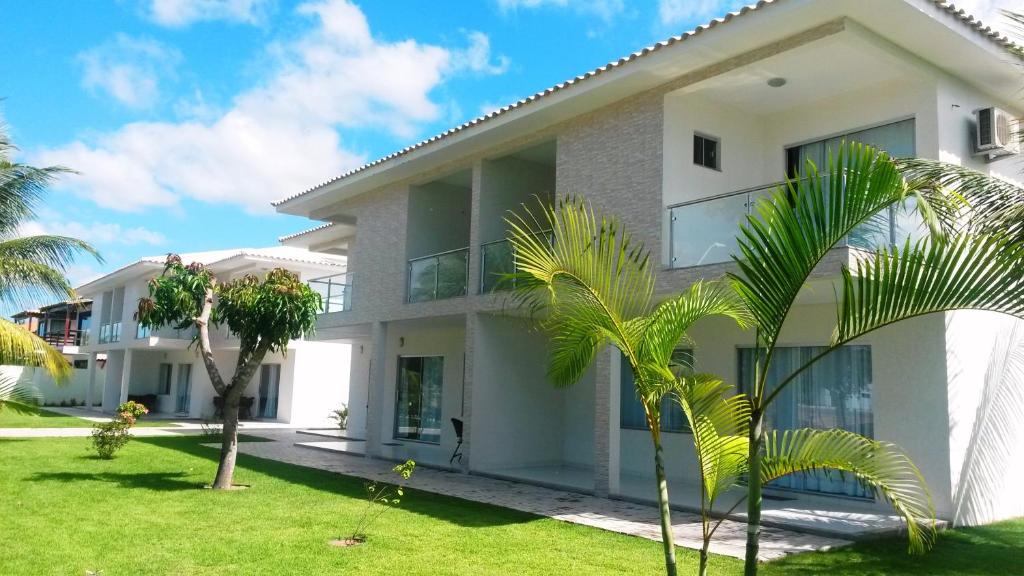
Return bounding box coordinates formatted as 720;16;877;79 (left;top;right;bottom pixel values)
0;402;175;428
0;436;1020;575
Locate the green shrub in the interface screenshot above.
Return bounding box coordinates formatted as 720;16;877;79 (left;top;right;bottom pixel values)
90;421;131;459
328;404;348;430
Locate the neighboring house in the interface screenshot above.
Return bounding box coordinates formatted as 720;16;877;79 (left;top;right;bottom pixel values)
76;247;352;427
7;300;102;406
274;0;1024;528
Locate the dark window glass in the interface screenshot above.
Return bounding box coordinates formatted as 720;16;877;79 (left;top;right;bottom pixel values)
395;356;444;443
694;134;720;170
620;349;694;433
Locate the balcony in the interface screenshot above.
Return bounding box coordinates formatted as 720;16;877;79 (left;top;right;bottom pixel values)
98;322;122;344
408;248;469;303
135;323;198;341
42;329;87;348
668;180;924;269
309;272;353;313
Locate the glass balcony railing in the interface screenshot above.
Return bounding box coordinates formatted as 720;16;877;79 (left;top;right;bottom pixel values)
479;231;553;294
309;272;353;313
408;248;469;303
98;322;122;344
668;178;925;269
135;323;197;340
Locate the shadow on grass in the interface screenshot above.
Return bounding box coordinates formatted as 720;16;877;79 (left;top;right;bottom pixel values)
764;522;1024;576
28;470;207;492
2;402;76;419
136;435;535;529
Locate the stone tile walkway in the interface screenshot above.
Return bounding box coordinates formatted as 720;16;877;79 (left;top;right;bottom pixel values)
233;431;852;561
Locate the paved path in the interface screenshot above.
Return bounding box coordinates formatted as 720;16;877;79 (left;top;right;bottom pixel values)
233;431;851;561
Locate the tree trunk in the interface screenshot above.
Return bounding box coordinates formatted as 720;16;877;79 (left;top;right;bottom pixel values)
744;410;764;576
653;437;678;576
699;547;709;576
212;389;241;489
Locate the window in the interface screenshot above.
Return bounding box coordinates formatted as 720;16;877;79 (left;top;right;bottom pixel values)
693;133;720;170
258;364;281;419
73;359;88;370
738;345;873;498
785;118;920;249
620;349;694;433
175;364;192;414
158;363;172;395
394;356;443;443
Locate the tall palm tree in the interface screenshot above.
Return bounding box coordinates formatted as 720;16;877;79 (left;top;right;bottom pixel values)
506;197;750;576
0;124;101;396
731;142;1024;575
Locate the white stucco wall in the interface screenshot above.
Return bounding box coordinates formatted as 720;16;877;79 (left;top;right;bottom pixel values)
478;155;555;244
287;340;351;427
1;363;104;406
346;339;371;438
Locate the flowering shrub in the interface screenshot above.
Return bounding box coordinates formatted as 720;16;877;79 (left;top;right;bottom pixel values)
90;401;149;458
116;401;149;426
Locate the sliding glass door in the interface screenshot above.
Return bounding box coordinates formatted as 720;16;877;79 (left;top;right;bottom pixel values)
738;345;873;498
258;364;281;419
394;356;443;443
175;364;192;414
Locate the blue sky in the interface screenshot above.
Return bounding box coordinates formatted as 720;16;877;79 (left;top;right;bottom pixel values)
0;0;1014;305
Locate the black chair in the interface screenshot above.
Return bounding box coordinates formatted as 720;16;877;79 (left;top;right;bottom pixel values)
449;418;464;465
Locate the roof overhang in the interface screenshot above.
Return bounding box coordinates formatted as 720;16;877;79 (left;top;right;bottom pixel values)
274;0;1023;219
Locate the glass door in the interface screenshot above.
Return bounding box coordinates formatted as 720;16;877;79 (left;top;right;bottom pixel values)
394;356;444;443
258;364;281;419
175;364;192;414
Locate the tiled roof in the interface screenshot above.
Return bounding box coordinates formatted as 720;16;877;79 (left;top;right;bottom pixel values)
278;222;335;242
272;0;1023;209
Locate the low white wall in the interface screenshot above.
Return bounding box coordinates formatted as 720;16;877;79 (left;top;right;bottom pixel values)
287;340;351;427
1;363;104;406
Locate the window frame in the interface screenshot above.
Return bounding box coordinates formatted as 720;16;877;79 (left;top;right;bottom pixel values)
693;132;721;171
620;348;695;434
393;355;445;445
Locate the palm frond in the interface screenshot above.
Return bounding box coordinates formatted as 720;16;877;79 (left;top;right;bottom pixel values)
835;233;1024;345
0;235;102;270
672;376;750;503
762;428;936;553
896;157;1024;241
0;127;74;236
0;256;76;307
729;142;909;348
0;319;71;382
506;196;655;387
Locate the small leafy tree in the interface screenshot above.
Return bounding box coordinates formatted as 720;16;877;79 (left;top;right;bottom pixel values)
346;460;416;544
137;255;321;489
90;401;149;459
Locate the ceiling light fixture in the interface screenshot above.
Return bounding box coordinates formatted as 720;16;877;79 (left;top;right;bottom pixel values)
767;77;787;88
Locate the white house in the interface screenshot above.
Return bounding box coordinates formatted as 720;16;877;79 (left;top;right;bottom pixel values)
274;0;1024;529
77;247;352;427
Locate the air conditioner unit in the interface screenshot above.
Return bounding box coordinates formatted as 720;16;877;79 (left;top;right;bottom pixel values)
974;107;1019;160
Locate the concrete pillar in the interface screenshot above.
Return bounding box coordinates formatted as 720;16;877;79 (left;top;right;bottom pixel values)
467;160;483;296
459;313;478;473
86;352;98;411
118;349;133;405
593;345;617;497
364;321;387;458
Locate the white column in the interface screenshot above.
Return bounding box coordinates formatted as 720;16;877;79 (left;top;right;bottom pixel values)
118;349;133;405
608;348;621;495
364;321;387;458
86;352;98;411
459;313;477;473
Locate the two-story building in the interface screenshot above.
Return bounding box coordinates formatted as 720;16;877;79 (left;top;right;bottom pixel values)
274;0;1024;529
77;246;352;427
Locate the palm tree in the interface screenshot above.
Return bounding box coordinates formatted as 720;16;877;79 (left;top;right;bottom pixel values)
672;378;934;576
0;124;101;389
731;142;1024;575
505;197;750;576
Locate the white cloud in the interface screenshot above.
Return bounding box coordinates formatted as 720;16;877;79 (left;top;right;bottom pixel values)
496;0;625;22
35;0;508;214
657;0;748;26
19;219;167;247
78;34;181;109
145;0;273;27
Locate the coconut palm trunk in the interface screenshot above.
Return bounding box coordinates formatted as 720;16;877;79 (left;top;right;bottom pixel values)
651;432;677;575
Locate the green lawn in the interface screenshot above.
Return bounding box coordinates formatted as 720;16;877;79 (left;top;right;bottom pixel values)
0;436;1020;576
0;402;174;428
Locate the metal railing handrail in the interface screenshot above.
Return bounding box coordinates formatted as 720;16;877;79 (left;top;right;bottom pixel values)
666;180;786;211
407;246;470;303
408;246;470;264
479;230;553;294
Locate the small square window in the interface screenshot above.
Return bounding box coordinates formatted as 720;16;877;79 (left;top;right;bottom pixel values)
693;133;720;170
73;359;88;370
